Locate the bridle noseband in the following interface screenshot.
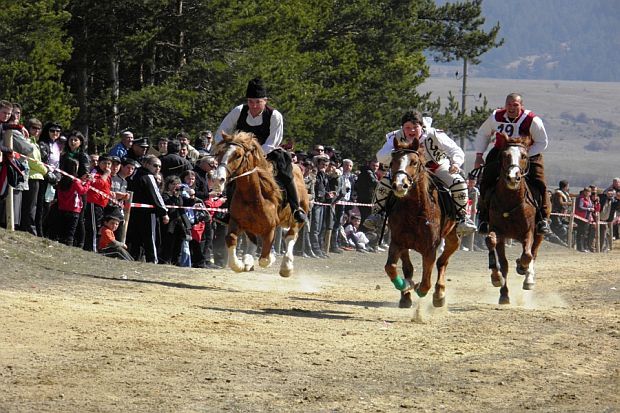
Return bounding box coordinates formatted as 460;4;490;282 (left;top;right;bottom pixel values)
391;149;421;186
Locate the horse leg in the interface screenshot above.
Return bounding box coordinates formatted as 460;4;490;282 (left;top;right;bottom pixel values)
523;233;544;290
496;237;510;305
416;251;437;298
518;232;538;290
225;224;245;272
258;228;276;269
485;232;502;288
399;251;415;308
279;224;300;278
242;234;257;272
384;244;412;294
433;229;460;308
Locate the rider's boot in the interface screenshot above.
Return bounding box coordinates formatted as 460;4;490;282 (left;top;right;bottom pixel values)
363;177;392;231
283;177;306;224
536;216;552;235
456;211;477;234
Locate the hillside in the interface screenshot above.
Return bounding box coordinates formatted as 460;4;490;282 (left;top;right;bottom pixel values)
418;76;620;190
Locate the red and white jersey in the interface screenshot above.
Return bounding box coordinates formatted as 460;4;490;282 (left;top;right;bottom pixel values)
474;108;548;156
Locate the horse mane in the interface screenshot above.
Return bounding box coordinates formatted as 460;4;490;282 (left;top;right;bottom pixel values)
221;131;282;205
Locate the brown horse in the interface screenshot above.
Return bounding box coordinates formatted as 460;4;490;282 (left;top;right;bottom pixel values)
211;131;309;277
485;134;543;304
384;138;460;308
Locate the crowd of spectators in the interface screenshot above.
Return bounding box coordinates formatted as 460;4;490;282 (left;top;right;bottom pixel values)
1;99;619;269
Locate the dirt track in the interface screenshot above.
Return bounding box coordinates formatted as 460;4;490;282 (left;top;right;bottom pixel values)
0;229;618;412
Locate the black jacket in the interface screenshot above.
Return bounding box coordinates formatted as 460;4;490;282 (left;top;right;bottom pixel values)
127;167;168;217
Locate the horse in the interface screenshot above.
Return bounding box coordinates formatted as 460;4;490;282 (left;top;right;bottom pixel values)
384;137;461;308
485;133;543;304
211;131;309;277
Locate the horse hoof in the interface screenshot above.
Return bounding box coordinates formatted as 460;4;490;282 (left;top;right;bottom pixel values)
399;292;413;308
515;258;527;275
433;295;445;308
279;268;293;278
499;296;510;305
415;288;428;298
523;281;535;290
491;276;502;288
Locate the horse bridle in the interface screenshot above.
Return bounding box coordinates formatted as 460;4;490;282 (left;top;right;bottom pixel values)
219;142;255;182
391;149;422;185
503;143;530;176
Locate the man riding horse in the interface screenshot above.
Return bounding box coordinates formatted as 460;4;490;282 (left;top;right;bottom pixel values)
364;110;477;234
474;92;551;236
214;78;306;224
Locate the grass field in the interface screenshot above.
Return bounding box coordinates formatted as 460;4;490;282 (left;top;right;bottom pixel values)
418;76;620;190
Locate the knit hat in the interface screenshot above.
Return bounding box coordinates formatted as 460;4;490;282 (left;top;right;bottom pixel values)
246;78;268;99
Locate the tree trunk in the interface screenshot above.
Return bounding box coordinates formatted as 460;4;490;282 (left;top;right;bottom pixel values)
110;55;120;137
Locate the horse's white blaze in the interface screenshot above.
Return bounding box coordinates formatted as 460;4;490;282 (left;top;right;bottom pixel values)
505;146;522;190
393;156;410;196
212;146;236;193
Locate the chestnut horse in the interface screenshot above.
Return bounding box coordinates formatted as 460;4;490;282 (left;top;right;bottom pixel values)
385;138;460;308
211;132;309;277
485;134;543;304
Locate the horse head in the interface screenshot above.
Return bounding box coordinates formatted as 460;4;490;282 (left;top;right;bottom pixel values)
499;133;532;191
390;137;423;198
212;131;265;193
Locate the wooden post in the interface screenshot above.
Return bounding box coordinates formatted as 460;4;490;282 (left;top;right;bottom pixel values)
594;214;601;253
2;128;14;231
119;191;133;244
567;197;576;250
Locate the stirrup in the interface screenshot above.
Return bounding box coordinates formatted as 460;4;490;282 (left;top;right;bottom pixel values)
293;208;307;223
536;219;552;235
477;221;489;234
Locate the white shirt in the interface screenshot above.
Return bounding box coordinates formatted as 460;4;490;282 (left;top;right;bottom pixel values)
474;109;548;156
376;127;464;167
215;104;284;155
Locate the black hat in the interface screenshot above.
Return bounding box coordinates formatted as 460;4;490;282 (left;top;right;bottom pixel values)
246;78;267;99
121;157;141;167
133;137;150;148
103;208;124;222
110;155;121;164
98;154;112;163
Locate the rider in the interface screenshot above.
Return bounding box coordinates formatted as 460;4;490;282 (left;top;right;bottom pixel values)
214;77;306;224
473;92;551;235
364;110;477;234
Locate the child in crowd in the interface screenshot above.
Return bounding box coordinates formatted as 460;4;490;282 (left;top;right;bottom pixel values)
98;212;134;261
83;154;113;252
344;214;376;253
56;158;92;246
160;175;193;266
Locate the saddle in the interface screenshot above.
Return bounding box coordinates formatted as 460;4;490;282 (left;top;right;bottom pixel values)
429;175;458;220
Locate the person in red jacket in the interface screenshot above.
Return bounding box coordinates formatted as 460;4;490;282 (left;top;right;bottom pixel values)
83;154;113;252
56;158;92;246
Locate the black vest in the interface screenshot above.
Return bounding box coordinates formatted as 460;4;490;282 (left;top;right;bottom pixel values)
236;104;273;145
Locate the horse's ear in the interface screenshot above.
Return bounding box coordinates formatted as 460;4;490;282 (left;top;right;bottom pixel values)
393;136;402;150
222;131;232;142
410;137;420;151
523;134;533;148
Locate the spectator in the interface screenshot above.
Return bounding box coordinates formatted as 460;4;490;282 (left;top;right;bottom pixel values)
330;159;354;254
155;137;168;156
126;137;150;165
83;155;113;252
198;130;215;155
19;118;47;235
309;154;332;258
109;130;133;159
354;159;379;226
159;175;193;266
0;109;31;229
176;131;200;164
551;180;572;243
126;154;169;263
574;187;594;252
344;215;376;252
98;211;134;261
160;139;192;178
193;156;216;200
88;153;99;173
56;158;91;246
36;121;63;237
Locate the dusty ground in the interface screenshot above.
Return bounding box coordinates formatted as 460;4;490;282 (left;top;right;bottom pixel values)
0;228;618;412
